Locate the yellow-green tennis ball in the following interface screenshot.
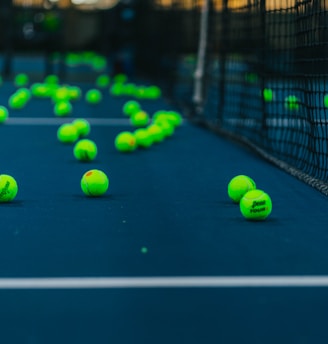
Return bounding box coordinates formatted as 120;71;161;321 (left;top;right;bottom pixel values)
14;73;29;87
284;95;299;111
240;189;272;221
130;111;150;127
114;131;137;152
54;101;72;117
0;174;18;202
134;128;153;148
166;111;183;127
67;86;81;101
73;139;97;162
72;118;91;137
147;124;165;143
123;100;140;116
227;175;256;203
57;123;79;144
154;118;174;137
85;89;102;104
8;93;26;109
0;106;9;123
81;169;109;197
52;87;70;103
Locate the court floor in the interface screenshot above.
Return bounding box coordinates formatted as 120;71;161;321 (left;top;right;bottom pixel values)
0;56;328;343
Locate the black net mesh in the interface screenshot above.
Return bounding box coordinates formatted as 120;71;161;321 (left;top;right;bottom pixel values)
146;0;328;192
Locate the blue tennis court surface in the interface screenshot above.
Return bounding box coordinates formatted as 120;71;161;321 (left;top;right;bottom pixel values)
0;55;328;344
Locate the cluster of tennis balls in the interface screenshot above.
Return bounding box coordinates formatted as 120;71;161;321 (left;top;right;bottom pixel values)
110;82;161;100
56;120;109;196
227;174;272;221
114;100;183;152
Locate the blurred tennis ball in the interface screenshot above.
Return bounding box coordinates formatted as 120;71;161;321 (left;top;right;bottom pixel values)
72;118;91;137
114;131;137;152
73;139;97;162
57;123;79;144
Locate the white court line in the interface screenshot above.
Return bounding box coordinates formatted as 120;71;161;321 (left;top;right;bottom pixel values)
6;118;131;126
0;276;327;289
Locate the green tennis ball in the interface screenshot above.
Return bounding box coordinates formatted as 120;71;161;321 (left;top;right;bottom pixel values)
285;95;299;111
85;89;102;104
263;88;273;102
110;83;124;96
227;175;256;203
114;131;137;152
44;74;59;85
147;124;165;143
67;86;81;101
240;189;272;221
31;83;51;98
73;139;97;162
147;85;161;99
96;74;110;88
0;106;9;123
17;88;31;101
72;118;91;137
113;73;128;84
130;111;150;127
0;174;18;202
324;94;328;108
134;128;153;148
123;100;140;117
154;118;174;137
57;123;79;144
166;111;183;127
14;73;29;87
81;169;109;197
52;87;70;103
54;101;72;117
8;94;26;109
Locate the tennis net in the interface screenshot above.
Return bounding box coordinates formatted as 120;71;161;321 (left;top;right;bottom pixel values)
189;0;328;194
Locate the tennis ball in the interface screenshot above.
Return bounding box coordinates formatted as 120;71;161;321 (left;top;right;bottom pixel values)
31;83;51;98
0;174;18;202
96;74;110;88
0;106;9;123
130;111;150;127
285;95;299;111
240;189;272;220
114;131;137;152
73;139;97;162
113;73;128;84
85;89;102;104
154;118;174;137
134;128;153;148
81;169;109;197
44;74;59;85
54;101;72;117
147;85;161;99
8;94;26;110
67;86;81;101
57;123;79;144
52;87;70;103
263;88;273;102
14;73;29;87
147;124;165;143
72;118;91;137
324;94;328;108
110;83;124;96
123;100;140;117
166;111;183;127
227;175;256;203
